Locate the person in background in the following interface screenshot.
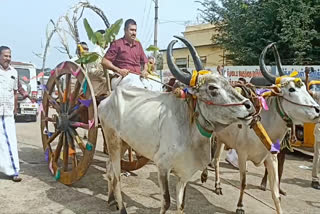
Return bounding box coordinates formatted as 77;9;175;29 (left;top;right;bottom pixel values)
0;46;22;182
147;56;158;77
305;67;320;189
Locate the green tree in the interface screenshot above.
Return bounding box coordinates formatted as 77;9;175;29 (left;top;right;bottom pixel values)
198;0;320;65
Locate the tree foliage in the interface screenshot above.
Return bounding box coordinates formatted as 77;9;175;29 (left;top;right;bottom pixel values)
198;0;320;65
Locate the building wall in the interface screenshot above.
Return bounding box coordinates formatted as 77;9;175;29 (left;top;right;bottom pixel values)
160;23;225;72
162;45;224;70
183;23;218;46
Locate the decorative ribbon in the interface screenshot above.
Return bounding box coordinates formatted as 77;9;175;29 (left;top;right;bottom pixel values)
44;148;49;162
189;70;211;87
88;119;94;129
55;169;61;180
258;96;269;110
86;142;93;151
40;84;48;91
72;104;80;111
38;103;44;114
71;67;81;77
275;70;302;87
50;70;56;76
78;98;92;108
83;79;88;94
270;139;281;153
49;159;54;175
72;122;86;128
59;62;66;71
196;120;212;138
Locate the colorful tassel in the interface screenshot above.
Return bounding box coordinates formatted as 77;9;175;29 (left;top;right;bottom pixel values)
86;142;93;151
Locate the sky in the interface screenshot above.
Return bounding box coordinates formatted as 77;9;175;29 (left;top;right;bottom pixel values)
0;0;203;69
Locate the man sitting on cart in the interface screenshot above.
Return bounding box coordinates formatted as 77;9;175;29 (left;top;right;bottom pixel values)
101;19;150;89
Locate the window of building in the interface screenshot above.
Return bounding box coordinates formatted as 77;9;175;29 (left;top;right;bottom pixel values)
200;56;207;66
175;57;187;69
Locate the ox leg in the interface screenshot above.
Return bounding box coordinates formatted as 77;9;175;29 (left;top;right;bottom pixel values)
236;153;247;214
214;142;225;195
176;179;187;214
157;168;171;214
259;163;268;191
277;149;286;195
265;154;282;214
105;130;127;214
260;150;286;196
106;158;117;209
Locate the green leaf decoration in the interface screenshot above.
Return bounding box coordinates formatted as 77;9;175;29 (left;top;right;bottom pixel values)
84;18;96;43
104;18;123;45
146;45;159;52
75;52;100;64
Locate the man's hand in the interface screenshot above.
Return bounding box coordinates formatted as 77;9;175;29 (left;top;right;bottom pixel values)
141;70;149;78
117;68;130;77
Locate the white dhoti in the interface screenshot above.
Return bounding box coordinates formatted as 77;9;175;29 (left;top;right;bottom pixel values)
313;123;320;182
0;115;20;176
111;73;162;91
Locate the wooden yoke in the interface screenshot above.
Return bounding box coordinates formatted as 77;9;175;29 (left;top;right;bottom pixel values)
251;121;273;151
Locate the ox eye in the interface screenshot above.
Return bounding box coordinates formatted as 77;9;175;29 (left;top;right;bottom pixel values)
289;88;296;93
208;85;218;91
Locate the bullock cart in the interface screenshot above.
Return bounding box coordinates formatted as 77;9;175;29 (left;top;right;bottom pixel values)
39;2;153;185
40;61;150;185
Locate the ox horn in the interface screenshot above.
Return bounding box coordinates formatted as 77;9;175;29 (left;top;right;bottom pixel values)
260;43;278;84
167;39;192;85
174;35;204;71
272;44;285;76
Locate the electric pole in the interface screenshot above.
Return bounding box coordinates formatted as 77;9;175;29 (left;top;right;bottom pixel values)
154;0;159;54
153;0;159;78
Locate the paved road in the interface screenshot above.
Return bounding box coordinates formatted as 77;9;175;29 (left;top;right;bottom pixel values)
0;119;319;213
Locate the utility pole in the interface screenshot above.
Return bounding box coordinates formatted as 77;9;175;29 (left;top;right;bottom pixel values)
153;0;159;78
154;0;159;54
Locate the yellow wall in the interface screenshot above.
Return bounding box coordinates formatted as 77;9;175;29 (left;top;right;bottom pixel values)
183;23;218;46
160;23;225;71
162;45;224;70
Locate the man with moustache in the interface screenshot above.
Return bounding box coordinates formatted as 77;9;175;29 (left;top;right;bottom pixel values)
0;46;22;182
101;19;149;89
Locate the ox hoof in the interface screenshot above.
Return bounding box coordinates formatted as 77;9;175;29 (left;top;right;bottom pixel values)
311;181;320;190
236;208;245;214
120;207;128;214
259;184;266;191
280;188;287;196
201;171;208;183
214;187;223;195
108;200;119;211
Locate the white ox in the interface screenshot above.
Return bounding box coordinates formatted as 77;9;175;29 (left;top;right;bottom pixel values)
203;43;320;214
98;36;255;214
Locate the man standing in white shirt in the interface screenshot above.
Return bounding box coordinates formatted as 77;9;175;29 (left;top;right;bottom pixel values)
0;46;22;182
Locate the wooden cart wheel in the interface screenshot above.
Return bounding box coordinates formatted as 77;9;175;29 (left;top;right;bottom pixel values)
40;61;97;185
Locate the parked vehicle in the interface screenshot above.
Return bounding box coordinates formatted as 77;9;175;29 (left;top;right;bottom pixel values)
12;62;38;122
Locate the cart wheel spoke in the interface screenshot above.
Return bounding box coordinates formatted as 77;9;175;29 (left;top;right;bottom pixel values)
44;91;61;112
69;81;81;110
63;74;71;103
54;133;64;163
68;127;86;153
55;78;64;103
46;130;61;145
63;134;69;171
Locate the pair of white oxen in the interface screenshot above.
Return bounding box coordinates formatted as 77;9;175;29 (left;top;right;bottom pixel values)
98;37;320;214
